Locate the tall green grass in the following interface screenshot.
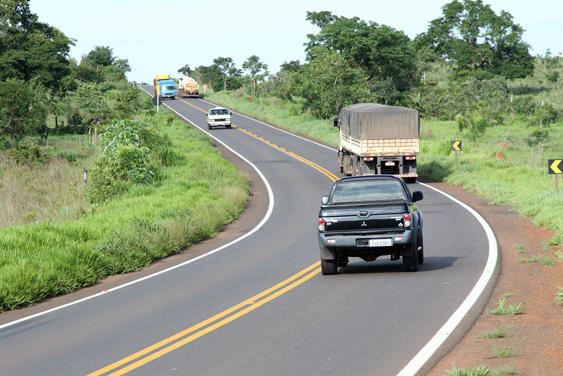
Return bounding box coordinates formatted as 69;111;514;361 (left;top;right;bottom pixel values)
206;89;563;246
0;108;248;311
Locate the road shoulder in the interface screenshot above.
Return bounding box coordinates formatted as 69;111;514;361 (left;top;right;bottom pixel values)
424;182;563;376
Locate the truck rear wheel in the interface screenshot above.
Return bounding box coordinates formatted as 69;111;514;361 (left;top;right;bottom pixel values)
352;157;359;176
417;232;424;265
402;241;419;272
321;258;337;275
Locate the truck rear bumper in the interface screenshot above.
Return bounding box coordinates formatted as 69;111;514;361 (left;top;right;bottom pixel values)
318;230;413;259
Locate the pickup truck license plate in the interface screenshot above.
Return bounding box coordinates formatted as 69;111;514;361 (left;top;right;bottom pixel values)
368;238;392;247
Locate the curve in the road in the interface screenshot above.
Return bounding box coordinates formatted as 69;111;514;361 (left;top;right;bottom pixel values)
0;88;499;376
197;95;500;375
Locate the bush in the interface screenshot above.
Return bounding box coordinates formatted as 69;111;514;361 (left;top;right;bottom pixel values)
8;139;46;164
86;120;168;203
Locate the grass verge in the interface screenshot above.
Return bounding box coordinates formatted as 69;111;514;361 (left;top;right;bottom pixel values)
0;107;249;312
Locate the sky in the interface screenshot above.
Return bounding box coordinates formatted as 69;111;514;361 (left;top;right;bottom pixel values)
30;0;563;83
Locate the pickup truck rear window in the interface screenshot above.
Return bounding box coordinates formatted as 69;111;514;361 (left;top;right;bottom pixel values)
331;179;407;203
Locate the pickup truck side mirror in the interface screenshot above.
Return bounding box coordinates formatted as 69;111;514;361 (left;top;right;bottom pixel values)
230;111;233;115
321;196;329;205
412;191;423;202
333;117;339;128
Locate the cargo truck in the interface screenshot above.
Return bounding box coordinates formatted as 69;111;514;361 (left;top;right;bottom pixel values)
335;103;420;182
153;74;176;101
177;76;199;98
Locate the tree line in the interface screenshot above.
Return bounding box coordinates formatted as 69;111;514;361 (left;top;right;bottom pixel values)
179;0;558;128
0;0;140;150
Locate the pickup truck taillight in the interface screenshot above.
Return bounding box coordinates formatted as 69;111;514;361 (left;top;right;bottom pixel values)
318;218;325;231
403;213;411;227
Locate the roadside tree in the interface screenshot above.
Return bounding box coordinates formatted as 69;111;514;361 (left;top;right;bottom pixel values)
415;0;534;79
0;0;74;94
213;57;241;91
178;64;193;76
296;48;373;118
0;79;48;146
305;11;417;93
242;55;269;97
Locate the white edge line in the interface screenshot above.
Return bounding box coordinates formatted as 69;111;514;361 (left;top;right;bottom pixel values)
0;90;275;332
396;182;498;376
200;95;499;376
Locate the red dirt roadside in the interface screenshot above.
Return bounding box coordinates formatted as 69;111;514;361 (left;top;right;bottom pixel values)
424;182;563;376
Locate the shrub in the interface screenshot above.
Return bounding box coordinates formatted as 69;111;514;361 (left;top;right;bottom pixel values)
86;120;168;203
8;139;46;164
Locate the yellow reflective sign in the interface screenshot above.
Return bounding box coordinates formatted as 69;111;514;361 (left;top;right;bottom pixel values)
549;159;562;174
451;140;462;151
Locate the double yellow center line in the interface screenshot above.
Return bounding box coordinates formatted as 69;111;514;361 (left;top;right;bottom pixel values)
89;98;337;375
89;262;321;375
180;99;339;182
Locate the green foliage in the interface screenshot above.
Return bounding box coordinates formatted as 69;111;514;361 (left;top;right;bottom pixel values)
192;63;223;91
242;55;269;97
0;108;249;311
85;45;116;67
489;298;524;315
214;57;240;92
0;0;74;94
416;0;534;80
530;102;559;127
491;345;513;358
478;327;509;339
0;78;49;145
74;83;107;124
295;47;373;118
7;139;45;164
448;365;517;376
526;128;549;146
113;87;141;117
87;120;167;203
306;11;416;92
556;286;563;307
177;64;193;76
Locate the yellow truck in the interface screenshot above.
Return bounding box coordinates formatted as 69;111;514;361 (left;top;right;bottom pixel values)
153;74;176;100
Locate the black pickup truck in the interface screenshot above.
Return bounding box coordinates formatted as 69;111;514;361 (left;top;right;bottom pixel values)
318;175;423;274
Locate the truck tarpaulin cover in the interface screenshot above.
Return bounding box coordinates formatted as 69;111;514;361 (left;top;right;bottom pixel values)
340;103;420;139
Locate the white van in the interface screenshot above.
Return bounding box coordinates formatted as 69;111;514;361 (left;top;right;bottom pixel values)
206;107;232;129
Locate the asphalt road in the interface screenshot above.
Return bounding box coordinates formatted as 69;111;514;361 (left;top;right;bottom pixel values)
0;89;492;376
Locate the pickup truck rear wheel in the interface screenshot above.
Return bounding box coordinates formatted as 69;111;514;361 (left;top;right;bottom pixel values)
321;258;337;275
402;241;419;272
417;233;424;265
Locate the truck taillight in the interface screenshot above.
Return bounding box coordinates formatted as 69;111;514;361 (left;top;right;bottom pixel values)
363;157;374;162
318;218;325;231
403;214;411;227
405;156;416;160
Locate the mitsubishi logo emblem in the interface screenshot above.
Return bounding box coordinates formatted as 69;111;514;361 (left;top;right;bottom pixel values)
361;221;367;227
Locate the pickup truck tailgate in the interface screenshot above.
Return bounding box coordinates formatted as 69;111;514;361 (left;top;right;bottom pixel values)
321;204;407;232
